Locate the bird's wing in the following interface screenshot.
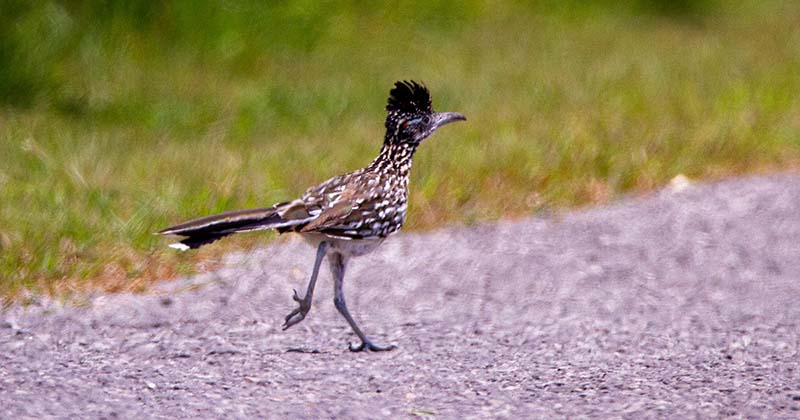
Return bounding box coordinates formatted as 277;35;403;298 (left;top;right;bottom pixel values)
300;198;357;233
299;172;383;238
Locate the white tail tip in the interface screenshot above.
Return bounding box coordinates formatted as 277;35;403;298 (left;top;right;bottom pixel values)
169;242;190;252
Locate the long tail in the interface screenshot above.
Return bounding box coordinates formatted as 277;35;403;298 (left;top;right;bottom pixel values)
157;200;315;250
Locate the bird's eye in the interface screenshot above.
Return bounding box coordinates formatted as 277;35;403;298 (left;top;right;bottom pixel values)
422;116;431;125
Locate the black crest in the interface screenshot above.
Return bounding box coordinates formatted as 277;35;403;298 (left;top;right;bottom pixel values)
386;80;432;114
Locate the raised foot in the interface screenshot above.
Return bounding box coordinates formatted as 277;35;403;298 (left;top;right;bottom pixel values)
349;339;397;352
282;289;311;331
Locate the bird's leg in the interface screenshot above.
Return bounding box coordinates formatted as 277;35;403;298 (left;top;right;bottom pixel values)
283;241;329;330
329;252;396;352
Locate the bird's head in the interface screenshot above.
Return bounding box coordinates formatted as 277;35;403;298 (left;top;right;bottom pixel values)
384;80;466;146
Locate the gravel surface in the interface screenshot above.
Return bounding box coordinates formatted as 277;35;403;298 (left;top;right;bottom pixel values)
3;174;800;419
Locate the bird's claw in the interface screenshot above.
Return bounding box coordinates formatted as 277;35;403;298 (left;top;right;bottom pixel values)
291;288;302;303
283;291;311;331
282;308;304;330
348;339;396;352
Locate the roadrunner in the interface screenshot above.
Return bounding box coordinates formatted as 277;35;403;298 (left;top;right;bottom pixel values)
159;81;466;351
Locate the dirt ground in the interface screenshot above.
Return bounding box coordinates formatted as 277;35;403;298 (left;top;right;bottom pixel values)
3;174;800;419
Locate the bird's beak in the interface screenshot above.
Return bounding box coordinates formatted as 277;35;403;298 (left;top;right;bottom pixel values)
433;112;467;129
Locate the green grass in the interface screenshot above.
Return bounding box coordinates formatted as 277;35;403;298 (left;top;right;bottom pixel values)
2;1;799;301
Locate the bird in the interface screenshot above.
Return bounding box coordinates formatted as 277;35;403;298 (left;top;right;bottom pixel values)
158;81;466;352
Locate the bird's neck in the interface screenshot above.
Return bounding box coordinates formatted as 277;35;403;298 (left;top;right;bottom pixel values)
371;141;417;177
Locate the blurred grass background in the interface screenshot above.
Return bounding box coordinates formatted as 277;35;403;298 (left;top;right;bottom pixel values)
1;0;799;301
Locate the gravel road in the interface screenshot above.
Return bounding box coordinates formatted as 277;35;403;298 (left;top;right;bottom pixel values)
2;174;800;419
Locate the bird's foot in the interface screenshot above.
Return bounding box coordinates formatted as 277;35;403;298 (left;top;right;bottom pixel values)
282;289;311;330
348;338;396;352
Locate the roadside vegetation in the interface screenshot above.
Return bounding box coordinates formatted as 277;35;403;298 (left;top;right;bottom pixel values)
2;0;798;301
